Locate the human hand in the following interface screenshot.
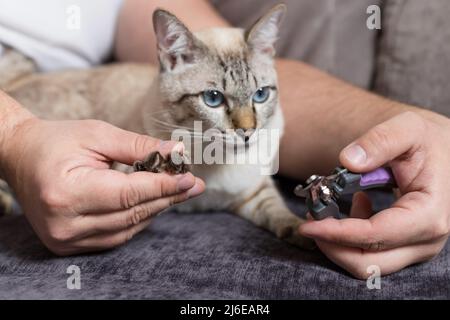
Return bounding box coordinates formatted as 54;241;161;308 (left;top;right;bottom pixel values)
1;116;204;256
299;112;450;279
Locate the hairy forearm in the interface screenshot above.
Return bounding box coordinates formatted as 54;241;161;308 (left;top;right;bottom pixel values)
115;0;229;63
276;60;410;178
0;91;35;179
276;60;449;179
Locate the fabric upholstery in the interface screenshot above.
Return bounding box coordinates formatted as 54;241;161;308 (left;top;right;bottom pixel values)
374;0;450;117
212;0;381;89
0;182;448;299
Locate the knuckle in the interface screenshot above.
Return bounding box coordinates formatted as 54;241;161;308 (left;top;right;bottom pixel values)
120;183;141;209
168;196;177;207
85;119;108;130
132;134;155;157
122;230;134;244
367;124;392;153
126;204;148;227
151;176;166;199
402;111;426;130
39;187;70;211
171;193;188;205
160;194;184;211
360;237;385;251
399;112;428;140
47;224;76;244
429;220;449;239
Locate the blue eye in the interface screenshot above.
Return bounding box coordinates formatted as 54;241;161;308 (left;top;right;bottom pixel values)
202;90;224;108
253;87;271;103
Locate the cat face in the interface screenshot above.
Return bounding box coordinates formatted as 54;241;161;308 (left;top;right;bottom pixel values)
152;5;286;144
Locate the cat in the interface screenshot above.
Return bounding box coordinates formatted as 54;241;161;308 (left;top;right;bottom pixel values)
1;5;313;248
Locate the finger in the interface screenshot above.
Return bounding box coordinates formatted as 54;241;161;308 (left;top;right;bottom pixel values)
71;168;202;212
315;239;445;279
71;218;153;252
299;190;437;250
87;121;182;165
339;112;426;172
349;192;373;219
75;180;204;237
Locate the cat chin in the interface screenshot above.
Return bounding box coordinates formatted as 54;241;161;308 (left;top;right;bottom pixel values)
225;141;257;151
224;137;258;148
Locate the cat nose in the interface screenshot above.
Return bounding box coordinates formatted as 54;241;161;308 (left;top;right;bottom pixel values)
237;129;255;143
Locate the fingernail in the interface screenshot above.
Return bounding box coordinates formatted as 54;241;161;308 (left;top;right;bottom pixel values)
177;174;195;191
343;144;367;165
187;179;205;198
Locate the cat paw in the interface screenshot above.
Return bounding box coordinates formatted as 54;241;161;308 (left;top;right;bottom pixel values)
275;217;316;250
133;150;190;174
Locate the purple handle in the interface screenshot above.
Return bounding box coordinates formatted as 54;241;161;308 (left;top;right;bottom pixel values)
360;168;396;188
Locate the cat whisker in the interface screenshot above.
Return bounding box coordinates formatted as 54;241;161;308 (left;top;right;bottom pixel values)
142;112;196;130
145;116;241;143
150;130;230;143
151;119;195;131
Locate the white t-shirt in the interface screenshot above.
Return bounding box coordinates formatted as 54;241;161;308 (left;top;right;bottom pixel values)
0;0;123;72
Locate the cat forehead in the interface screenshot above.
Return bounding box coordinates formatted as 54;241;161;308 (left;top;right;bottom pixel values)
194;28;246;53
192;27;274;80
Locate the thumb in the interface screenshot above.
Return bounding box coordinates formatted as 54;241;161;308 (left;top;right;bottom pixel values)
339;112;425;172
93;123;180;165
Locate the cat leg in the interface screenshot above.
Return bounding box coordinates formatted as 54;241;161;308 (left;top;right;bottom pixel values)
0;180;14;216
233;179;315;249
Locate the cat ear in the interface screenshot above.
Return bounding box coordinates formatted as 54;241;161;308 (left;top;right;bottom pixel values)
245;4;286;57
153;9;199;71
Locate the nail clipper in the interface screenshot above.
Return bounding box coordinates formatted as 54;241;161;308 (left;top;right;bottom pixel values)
294;167;397;220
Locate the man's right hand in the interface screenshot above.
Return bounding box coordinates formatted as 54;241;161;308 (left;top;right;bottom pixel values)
0;109;204;255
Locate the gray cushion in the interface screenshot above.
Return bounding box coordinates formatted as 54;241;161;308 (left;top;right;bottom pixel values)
1;185;448;299
212;0;381;89
374;0;450;116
